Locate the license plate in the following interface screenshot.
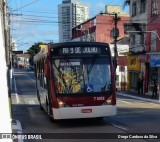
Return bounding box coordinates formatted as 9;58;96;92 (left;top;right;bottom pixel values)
81;109;92;113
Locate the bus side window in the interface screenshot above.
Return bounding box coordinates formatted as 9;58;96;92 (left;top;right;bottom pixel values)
37;61;40;80
40;60;43;87
42;59;45;89
43;59;47;89
34;64;37;78
39;58;46;89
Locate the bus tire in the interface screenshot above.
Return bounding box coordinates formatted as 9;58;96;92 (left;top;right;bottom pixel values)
96;117;104;120
46;97;54;123
40;103;43;111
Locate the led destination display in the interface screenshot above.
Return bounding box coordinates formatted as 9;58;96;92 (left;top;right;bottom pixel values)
59;47;102;55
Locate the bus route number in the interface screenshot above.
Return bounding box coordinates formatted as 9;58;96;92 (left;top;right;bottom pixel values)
94;97;105;101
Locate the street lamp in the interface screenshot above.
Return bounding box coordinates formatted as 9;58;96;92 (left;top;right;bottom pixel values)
126;30;160;54
126;31;160;41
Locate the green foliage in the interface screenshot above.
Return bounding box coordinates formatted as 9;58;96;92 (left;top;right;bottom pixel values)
123;0;130;9
25;42;45;56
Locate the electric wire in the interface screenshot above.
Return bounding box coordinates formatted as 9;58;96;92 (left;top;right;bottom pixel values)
8;0;160;53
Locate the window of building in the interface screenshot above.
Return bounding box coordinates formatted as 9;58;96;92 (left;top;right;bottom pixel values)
131;35;136;45
140;34;144;45
140;0;146;13
151;0;159;16
132;2;137;17
150;31;157;52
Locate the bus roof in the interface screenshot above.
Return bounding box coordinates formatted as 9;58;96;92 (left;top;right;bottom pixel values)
34;41;110;62
48;41;109;48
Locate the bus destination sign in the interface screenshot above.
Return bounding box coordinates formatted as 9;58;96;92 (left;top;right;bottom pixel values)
59;47;101;55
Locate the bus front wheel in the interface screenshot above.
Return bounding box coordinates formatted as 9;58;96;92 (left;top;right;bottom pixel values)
46;97;55;122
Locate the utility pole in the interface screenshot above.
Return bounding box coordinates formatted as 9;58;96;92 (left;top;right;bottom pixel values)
100;12;120;70
113;13;120;71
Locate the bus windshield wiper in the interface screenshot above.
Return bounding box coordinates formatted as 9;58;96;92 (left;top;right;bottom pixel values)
101;81;111;91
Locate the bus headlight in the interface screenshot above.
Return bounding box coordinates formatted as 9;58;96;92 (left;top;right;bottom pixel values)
57;99;68;107
103;99;112;105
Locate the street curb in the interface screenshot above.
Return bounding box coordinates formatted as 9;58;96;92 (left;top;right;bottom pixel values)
12;120;22;132
117;92;160;104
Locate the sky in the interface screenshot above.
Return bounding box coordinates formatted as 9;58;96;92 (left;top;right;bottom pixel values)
8;0;129;52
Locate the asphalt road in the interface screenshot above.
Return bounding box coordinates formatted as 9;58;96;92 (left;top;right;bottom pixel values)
11;68;160;142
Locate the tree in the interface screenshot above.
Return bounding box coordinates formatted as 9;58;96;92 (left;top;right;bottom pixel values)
123;0;130;9
25;42;46;65
25;42;45;56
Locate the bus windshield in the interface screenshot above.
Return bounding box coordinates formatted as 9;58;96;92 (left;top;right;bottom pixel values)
52;57;111;94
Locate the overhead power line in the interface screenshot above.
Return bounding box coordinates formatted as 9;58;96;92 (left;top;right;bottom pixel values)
13;0;40;11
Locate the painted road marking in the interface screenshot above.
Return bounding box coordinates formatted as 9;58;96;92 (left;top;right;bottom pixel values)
118;100;132;104
28;100;35;104
111;123;128;131
24;73;35;83
24;99;36;104
13;70;19;103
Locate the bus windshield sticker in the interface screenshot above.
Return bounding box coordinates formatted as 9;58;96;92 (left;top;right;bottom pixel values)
84;84;93;92
60;62;80;67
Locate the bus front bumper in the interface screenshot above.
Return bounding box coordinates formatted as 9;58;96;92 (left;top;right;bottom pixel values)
52;105;117;120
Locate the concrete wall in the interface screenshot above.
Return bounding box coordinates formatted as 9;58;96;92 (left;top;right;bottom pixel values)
0;0;12;137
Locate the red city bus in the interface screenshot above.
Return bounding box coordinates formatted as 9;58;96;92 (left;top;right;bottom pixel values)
34;42;116;121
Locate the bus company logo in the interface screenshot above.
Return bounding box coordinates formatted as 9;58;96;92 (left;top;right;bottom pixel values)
130;58;136;65
1;134;42;140
2;134;11;139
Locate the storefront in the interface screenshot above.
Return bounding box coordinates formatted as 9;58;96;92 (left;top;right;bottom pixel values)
148;53;160;93
127;55;141;91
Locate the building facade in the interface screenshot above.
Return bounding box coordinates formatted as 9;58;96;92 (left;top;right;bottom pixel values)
124;0;147;93
14;54;31;68
125;0;160;97
146;0;160;94
58;0;89;42
72;5;129;43
110;37;129;91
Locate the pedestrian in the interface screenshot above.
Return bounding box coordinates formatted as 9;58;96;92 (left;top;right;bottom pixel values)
140;77;144;95
152;78;158;99
137;78;141;94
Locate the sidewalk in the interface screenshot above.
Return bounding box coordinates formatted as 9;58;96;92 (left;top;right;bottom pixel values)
117;90;160;104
